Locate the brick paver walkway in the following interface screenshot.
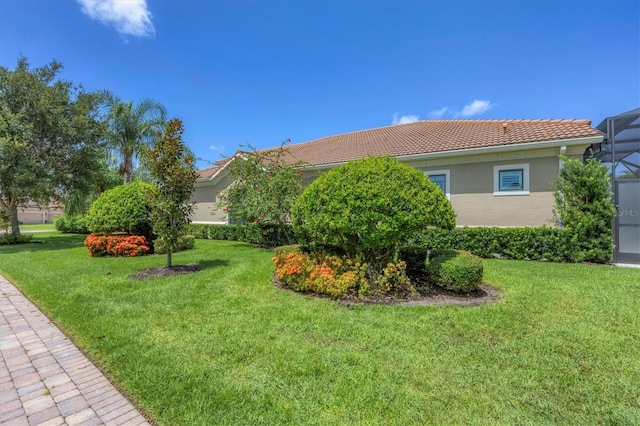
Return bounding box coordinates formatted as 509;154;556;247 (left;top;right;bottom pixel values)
0;276;152;425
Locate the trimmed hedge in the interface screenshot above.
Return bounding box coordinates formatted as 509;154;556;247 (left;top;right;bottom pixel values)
407;226;574;262
189;223;609;264
54;215;89;234
426;250;483;292
186;223;293;248
0;234;34;245
154;235;195;254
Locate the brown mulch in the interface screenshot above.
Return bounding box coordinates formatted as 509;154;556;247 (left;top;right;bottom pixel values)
273;270;502;307
129;264;202;280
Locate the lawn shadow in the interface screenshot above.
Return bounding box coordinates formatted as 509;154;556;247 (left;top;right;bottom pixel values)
196;259;230;270
0;233;87;254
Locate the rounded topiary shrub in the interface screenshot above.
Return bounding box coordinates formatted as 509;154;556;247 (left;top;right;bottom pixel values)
292;156;456;266
426;250;483;292
85;181;156;240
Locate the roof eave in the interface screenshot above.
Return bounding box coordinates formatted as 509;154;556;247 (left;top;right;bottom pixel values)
306;135;603;170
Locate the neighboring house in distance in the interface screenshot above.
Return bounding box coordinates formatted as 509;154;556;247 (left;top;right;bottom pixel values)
193;119;603;227
16;200;64;224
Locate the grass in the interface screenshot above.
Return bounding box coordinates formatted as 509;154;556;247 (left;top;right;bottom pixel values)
1;233;639;425
17;223;56;231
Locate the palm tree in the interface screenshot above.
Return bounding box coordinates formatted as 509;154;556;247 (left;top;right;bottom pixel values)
105;97;167;183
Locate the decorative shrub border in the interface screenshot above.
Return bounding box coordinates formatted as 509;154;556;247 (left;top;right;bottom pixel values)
186;223;292;247
188;223;610;264
407;226;573;262
84;234;150;257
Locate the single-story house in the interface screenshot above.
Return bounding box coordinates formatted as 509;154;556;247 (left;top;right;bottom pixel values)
15;200;63;224
193;119;603;227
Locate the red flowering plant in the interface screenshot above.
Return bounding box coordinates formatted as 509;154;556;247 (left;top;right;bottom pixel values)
84;234;150;257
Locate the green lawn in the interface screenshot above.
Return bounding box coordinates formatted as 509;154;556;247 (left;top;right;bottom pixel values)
17;223;56;231
1;233;639;425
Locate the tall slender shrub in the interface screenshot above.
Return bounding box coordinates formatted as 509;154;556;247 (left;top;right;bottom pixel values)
552;156;616;263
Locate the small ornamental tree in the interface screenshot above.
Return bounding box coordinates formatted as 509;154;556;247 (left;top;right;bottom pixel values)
292;156;456;271
217;142;306;244
552;155;616;263
85;181;156;243
147;118;199;268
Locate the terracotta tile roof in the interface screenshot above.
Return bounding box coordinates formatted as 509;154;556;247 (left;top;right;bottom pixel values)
279;119;602;167
197;158;229;179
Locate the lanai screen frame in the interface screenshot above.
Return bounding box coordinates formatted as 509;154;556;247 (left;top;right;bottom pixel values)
588;107;640;179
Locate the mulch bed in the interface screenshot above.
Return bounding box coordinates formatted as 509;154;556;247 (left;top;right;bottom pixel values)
273;270;502;307
129;264;202;280
130;264;501;307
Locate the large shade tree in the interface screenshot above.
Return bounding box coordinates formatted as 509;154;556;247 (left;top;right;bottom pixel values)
105;97;166;184
0;57;105;236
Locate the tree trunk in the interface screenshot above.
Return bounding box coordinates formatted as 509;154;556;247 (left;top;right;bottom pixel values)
0;193;21;237
166;250;172;268
122;155;134;184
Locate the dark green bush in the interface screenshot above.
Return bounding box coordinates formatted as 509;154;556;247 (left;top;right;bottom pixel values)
292;156;456;270
54;215;89;234
426;250;483;292
552;156;616;263
407;226;571;262
154;234;195;254
85;182;156;242
187;223;293;248
186;224;209;239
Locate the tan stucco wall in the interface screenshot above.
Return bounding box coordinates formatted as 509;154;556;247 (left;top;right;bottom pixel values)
17;203;63;224
414;150;585;226
192;175;232;224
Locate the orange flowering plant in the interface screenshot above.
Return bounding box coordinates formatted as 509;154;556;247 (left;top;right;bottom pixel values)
274;248;417;299
273;250;368;298
84;234;150;257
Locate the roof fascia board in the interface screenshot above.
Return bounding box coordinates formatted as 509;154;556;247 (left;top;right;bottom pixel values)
306;135;603;170
196;153;249;182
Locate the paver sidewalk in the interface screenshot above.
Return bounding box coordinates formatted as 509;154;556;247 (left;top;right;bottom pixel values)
0;276;152;425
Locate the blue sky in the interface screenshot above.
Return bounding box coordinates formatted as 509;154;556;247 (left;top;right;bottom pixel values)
1;0;638;169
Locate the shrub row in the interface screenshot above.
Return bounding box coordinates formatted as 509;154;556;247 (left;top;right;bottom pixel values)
154;235;195;254
186;223;293;247
54;215;90;234
407;226;578;263
84;234;150;257
189;223;608;264
0;234;34;245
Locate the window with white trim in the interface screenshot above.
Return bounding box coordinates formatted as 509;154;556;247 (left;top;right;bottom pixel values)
425;169;450;199
493;163;530;196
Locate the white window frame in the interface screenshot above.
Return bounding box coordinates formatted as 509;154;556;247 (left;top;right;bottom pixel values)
424;169;450;199
493;163;530;196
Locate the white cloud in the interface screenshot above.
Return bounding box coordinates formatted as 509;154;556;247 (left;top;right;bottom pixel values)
392;113;420;125
77;0;155;37
460;99;493;117
209;145;225;153
427;107;449;119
